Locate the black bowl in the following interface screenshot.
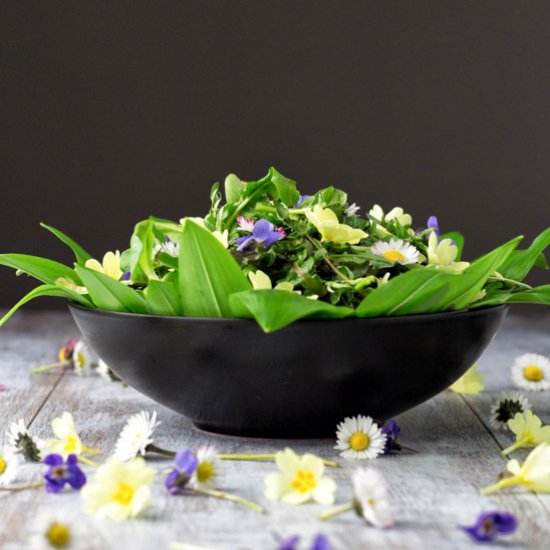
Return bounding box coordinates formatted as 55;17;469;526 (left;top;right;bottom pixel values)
69;303;508;438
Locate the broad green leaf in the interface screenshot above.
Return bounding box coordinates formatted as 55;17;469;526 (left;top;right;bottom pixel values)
472;284;550;308
75;266;148;313
268;167;300;207
40;223;92;265
224;173;243;204
144;274;182;316
440;231;465;261
230;289;354;333
129;219;158;283
499;227;550;282
534;252;549;270
0;254;81;286
179;219;251;317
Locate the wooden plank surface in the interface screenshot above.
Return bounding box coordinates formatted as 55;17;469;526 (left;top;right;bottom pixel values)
1;309;550;549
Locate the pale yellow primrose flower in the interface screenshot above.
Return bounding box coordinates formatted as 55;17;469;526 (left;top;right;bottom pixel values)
449;364;484;394
42;411;100;459
502;411;550;455
248;270;297;293
82;457;155;521
85;251;123;280
368;205;412;236
427;232;470;272
264;448;336;505
306;205;367;245
482;443;550;494
212;229;229;248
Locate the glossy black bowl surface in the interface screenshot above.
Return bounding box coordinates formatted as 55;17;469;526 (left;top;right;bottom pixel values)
69;303;508;438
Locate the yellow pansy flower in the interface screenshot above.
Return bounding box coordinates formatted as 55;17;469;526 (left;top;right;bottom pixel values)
449;364;484;394
427;232;470;272
306;205;367;245
502;411;550;455
85;251;123;280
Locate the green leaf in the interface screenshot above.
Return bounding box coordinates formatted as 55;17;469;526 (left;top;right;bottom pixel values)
0;254;81;286
40;223;92;265
75;266;148;313
498;227;550;282
144;274;182;316
230;289;354;333
129;219;158;283
268;167;300;207
224;174;243;204
472;284;550;308
534;252;549;270
179;219;251;317
440;231;465;261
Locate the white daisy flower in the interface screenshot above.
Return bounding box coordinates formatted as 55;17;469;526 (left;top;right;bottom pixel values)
189;445;221;488
154;237;179;258
351;467;394;528
6;419;43;462
489;391;532;430
344;203;360;217
113;411;160;462
0;446;21;486
511;353;550;391
335;415;386;460
370;239;420;265
97;359;120;382
28;512;81;550
72;340;93;377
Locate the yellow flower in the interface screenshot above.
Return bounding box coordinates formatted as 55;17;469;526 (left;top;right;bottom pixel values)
449;364;484;394
85;251;123;280
368;205;412;236
306;205;367;245
42;412;100;459
212;229;229;248
481;443;550;494
82;457;155;520
264;448;336;505
427;232;470;272
502;411;550;455
248;270;298;293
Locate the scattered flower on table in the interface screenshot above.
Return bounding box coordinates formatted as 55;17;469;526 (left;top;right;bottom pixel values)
382;420;402;454
264;448;336;505
234;218;286;251
97;359;121;382
84;250;123;280
320;467;394;528
426;232;469;272
6;419;43;462
28;513;77;550
305;205;367;245
113;410;160;462
0;446;21;486
42;412;101;460
81;457;156;521
501;411;550;455
165;449;199;495
344;203;360;217
511;353;550;391
461;511;518;543
71;340;93;377
449;364;484;394
482;442;550;494
43;454;86;493
335;415;386;460
489;391;531;430
190;445;221;488
58;337;78;363
275;533;330;550
370;239;420;265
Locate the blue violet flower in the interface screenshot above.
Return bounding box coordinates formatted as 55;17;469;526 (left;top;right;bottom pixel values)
462;511;518;543
43;453;86;493
234;219;285;251
165;449;199;495
276;534;330;550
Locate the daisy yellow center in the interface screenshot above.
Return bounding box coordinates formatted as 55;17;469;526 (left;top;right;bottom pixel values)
112;482;135;506
290;470;317;494
350;432;370;451
0;456;6;475
383;250;405;262
75;352;85;369
46;522;71;548
58;346;67;362
524;365;544;382
197;461;214;483
64;435;78;453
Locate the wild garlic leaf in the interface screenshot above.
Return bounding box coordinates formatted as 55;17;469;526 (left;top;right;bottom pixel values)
40;223;92;265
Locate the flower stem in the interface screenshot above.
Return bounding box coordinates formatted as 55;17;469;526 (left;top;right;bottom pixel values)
319;501;355;521
217;453;340;468
146;444;176;458
501;437;531;456
480;475;520;495
78;456;99;468
400;445;421;454
304;235;351;283
0;481;45;492
31;361;69;374
193;487;264;514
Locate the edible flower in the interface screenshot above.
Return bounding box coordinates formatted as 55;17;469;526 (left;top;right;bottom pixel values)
481;443;550;494
165;449;199;495
449;364;484;394
71;340;93;377
382;420;401;454
461;511;518;543
335;415;386;460
6;419;43;462
344;203;360;217
306;205;367;245
43;453;86;493
234;219;285;251
29;515;77;550
113;411;160;462
276;534;330;550
248;270;297;293
237;216;255;232
154;235;179;258
42;412;100;460
427;232;470;272
264;448;336;505
427;215;440;238
190;445;221;488
0;446;21;486
370;239;420;265
511;353;550;391
489;391;531;430
84;250;123;280
81;457;156;520
501;411;550;455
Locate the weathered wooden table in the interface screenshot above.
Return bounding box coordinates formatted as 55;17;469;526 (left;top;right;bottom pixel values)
1;309;550;549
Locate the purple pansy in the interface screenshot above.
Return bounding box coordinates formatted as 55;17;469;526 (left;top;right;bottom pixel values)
382;419;402;454
276;535;330;550
427;216;440;238
293;195;311;208
43;454;86;493
122;271;131;281
462;511;518;543
165;449;199;495
234;219;285;251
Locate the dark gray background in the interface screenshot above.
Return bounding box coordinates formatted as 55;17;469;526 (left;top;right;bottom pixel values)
2;2;550;308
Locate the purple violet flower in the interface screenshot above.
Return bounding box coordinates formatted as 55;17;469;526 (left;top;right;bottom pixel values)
462;511;518;543
293;195;311;208
234;219;285;251
382;419;402;454
427;216;440;238
43;454;86;493
165;449;199;495
276;535;330;550
122;271;131;281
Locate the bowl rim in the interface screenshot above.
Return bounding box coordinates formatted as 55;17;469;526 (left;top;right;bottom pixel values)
68;301;509;325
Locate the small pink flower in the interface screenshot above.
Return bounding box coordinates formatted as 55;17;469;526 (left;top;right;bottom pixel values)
275;227;287;238
237;216;255;232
